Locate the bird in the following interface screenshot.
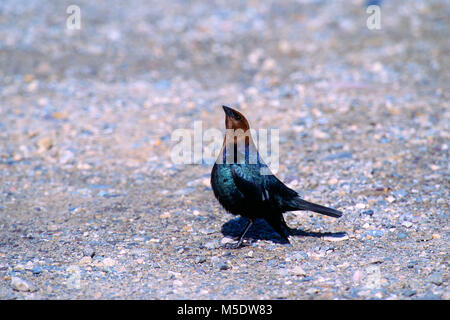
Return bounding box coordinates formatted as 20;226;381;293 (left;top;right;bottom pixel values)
211;105;343;248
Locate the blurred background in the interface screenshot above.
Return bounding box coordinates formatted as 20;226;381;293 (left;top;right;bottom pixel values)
0;0;448;299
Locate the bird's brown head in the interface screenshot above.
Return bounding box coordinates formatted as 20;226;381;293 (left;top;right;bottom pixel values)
222;106;250;131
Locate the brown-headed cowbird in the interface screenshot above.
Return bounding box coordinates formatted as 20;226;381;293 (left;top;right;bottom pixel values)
211;106;342;248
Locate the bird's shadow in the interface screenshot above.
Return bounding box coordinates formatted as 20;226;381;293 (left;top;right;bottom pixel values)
221;217;346;245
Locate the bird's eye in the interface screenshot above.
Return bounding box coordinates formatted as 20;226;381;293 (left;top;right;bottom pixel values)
234;114;242;120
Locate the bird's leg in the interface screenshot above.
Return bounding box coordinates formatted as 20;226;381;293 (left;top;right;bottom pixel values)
236;218;254;247
223;218;254;249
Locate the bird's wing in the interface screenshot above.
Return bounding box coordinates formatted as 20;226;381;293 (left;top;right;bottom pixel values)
230;164;267;203
230;163;298;205
265;174;298;199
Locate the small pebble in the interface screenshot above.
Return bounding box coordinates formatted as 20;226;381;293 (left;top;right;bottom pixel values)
221;237;235;244
31;265;43;274
355;203;366;209
47;224;58;231
102;258;117;267
79;256;92;265
290;265;307;276
204;240;219;249
402;289;416;297
200;228;216;235
323;152;352;161
402;221;413;228
37;137;52;152
428;272;443;286
218;261;231;271
397;232;407;239
195;256;206;264
159;212;171;218
11;277;34;292
386;196;396;203
328;178;338;185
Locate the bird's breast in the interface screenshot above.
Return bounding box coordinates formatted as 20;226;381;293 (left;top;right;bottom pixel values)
211;163;246;214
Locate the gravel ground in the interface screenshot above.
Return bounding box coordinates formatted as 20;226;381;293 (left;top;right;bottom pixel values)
0;0;448;299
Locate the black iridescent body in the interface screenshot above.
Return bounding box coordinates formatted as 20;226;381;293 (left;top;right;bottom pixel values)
211;106;343;248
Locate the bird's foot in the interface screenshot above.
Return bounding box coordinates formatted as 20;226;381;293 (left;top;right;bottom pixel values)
221;242;243;249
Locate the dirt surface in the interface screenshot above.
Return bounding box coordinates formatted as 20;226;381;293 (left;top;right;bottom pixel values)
0;0;448;299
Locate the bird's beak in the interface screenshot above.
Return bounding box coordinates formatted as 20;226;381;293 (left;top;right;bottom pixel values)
222;105;234;118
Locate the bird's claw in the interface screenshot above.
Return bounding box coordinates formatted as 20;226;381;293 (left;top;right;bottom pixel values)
221;242;242;249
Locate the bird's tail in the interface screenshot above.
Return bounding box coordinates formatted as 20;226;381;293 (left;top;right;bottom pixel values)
292;197;342;218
